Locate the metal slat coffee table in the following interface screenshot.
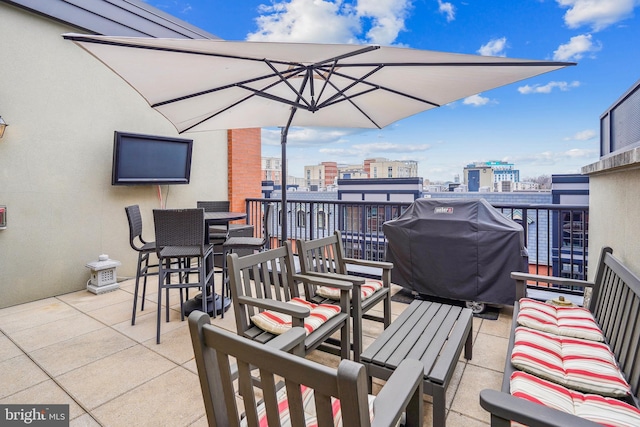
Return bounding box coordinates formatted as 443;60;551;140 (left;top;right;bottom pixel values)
361;299;473;427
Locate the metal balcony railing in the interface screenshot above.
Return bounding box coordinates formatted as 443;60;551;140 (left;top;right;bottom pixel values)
244;197;589;297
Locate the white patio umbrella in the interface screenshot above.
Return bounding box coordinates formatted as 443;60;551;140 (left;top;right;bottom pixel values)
63;33;574;241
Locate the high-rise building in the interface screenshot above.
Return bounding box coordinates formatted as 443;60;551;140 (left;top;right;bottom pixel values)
463;161;520;192
366;158;418;178
261;156;284;183
304;162;338;189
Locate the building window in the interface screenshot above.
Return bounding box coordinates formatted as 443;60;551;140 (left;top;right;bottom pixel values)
297;210;306;227
317;211;327;229
388;167;393;178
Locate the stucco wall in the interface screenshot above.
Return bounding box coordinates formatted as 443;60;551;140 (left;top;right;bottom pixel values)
587;165;640;281
0;4;229;307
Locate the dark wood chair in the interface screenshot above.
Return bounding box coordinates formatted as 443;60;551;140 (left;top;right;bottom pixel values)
296;230;393;362
189;310;425;427
125;205;158;326
226;242;352;359
153;208;214;344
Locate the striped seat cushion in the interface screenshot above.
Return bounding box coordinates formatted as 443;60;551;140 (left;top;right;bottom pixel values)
511;326;630;397
251;297;341;336
510;371;640;427
241;384;376;427
517;298;604;342
316;279;384;301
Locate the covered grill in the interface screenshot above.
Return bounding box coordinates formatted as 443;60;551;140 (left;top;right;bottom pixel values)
384;198;527;307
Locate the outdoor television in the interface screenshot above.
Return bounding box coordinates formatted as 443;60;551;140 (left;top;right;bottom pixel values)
111;131;193;185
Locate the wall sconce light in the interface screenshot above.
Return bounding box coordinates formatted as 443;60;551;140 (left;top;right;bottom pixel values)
0;117;7;138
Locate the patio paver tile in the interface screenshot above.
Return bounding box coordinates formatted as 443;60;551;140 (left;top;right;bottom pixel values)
0;299;78;334
58;289;133;313
9;313;105;353
0;335;23;362
29;327;136;377
0;354;50;399
112;307;185;343
90;366;204;427
450;363;503;424
479;306;513;338
142;323;194;365
446;410;490;427
87;297;149;326
69;413;102;427
467;332;509;372
0;379;85;420
56;344;176;410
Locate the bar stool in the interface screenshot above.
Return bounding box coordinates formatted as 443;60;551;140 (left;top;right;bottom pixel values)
221;203;273;317
125;205;158;326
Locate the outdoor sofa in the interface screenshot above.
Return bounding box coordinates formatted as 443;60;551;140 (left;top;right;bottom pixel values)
480;247;640;426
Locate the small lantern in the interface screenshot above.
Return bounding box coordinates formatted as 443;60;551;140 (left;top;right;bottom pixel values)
86;254;121;294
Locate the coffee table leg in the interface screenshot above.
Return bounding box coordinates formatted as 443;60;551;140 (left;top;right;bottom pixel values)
465;322;473;360
433;385;446;427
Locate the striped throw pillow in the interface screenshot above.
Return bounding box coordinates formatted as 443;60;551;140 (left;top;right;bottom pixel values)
316;279;384;301
251;297;341;336
510;371;640;427
511;326;630;397
242;384;376;427
517;298;604;342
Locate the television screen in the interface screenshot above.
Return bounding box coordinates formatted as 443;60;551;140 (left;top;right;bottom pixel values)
112;131;193;185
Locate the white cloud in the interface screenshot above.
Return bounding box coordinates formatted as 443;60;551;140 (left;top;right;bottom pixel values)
478;37;508;57
518;80;580;94
553;34;601;61
357;0;413;45
463;94;491;106
564;129;597;141
349;141;431;154
557;0;639;31
508;148;598;166
437;0;455;22
261;127;354;146
247;0;413;45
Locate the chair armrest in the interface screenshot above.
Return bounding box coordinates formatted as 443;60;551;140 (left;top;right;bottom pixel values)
479;389;601;427
372;359;424;427
292;273;355;290
265;327;307;353
343;257;393;271
511;272;594;289
236;296;310;318
301;271;366;286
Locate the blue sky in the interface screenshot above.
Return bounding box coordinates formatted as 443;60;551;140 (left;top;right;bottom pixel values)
146;0;640;182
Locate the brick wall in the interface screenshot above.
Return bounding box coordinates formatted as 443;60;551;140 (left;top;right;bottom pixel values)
228;128;262;215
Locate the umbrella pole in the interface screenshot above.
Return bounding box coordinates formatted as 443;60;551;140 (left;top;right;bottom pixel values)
280;125;289;246
279;108;297;246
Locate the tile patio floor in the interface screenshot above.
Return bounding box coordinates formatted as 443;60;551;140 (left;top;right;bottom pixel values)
0;276;512;426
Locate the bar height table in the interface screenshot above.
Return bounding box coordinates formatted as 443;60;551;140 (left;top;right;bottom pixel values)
182;211;247;317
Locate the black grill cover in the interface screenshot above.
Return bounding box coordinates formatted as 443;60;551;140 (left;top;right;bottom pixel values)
383;198;527;306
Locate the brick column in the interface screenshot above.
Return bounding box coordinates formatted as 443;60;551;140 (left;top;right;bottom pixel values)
227;128;262;214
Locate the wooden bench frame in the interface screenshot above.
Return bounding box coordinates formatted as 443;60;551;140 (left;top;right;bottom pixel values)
480;247;640;426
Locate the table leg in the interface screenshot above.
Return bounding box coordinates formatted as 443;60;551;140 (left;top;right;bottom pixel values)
465;322;473;360
433;384;447;427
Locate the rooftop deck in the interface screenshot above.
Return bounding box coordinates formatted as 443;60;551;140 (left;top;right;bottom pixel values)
0;275;512;426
